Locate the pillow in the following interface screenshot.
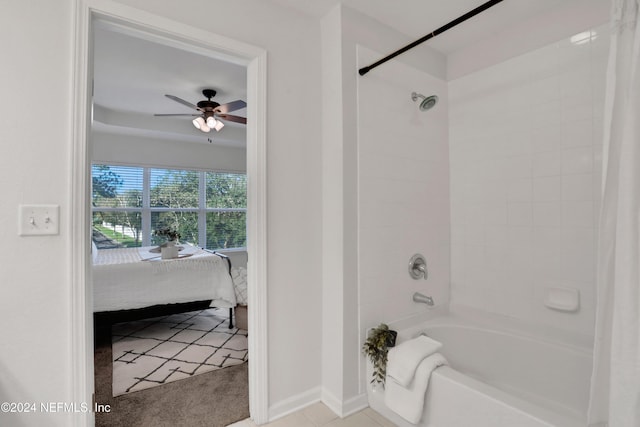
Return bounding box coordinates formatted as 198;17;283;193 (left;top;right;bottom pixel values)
92;241;99;263
231;267;248;305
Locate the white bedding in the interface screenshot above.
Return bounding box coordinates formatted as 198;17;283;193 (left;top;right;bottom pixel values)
93;245;236;312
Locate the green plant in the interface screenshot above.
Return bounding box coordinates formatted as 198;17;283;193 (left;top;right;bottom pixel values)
153;226;180;242
362;323;396;387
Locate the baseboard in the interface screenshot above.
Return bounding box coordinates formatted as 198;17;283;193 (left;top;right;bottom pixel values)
342;393;369;417
321;388;369;418
320;388;342;416
267;387;369;423
268;386;322;422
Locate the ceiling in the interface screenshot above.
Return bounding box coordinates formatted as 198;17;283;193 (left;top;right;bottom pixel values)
92;0;584;147
269;0;586;53
93;22;248;147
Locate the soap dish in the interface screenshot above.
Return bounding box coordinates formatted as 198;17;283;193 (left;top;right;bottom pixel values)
544;287;580;312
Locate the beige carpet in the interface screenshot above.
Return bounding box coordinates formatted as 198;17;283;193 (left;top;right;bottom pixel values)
112;308;247;396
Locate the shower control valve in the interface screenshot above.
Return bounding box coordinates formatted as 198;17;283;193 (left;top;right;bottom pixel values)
408;253;428;280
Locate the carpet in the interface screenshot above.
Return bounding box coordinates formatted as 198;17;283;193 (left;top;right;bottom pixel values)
94;344;249;427
112;308;248;396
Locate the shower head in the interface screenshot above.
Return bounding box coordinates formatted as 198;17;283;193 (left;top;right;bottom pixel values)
411;92;438;111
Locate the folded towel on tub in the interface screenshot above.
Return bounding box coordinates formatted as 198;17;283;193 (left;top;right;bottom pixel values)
386;335;443;387
384;352;448;424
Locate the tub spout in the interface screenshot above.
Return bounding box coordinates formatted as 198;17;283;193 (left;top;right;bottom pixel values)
413;292;434;306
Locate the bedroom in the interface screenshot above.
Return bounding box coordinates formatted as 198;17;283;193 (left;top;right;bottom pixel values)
89;19;251;425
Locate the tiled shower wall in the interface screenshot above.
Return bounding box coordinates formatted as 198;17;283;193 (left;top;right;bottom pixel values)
448;25;608;337
358;46;450;332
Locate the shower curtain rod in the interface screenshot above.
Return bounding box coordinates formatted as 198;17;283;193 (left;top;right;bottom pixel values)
358;0;504;76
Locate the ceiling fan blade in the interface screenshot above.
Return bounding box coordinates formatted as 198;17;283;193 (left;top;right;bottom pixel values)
217;114;247;124
154;113;200;117
215;100;246;114
165;94;201;111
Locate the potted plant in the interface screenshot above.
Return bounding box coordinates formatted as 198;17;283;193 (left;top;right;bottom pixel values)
154;226;181;243
362;323;397;388
154;226;181;259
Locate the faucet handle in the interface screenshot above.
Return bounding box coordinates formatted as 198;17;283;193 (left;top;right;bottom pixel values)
408;253;428;280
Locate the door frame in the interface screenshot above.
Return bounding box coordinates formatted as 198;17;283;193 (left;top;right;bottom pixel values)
70;1;268;425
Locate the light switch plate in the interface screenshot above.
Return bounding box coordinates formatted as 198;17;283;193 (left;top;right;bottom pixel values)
19;204;60;236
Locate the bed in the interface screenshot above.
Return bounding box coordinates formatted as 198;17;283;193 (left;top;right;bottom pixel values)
92;244;237;321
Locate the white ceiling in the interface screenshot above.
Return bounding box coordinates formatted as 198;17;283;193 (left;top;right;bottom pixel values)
269;0;586;53
92;0;587;147
93;22;248;147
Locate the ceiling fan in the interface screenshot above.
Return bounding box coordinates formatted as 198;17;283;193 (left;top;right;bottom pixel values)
154;89;246;133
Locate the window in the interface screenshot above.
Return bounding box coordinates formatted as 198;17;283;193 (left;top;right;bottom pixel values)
91;164;246;250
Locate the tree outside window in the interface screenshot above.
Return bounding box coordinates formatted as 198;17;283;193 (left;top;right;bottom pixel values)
91;164;246;250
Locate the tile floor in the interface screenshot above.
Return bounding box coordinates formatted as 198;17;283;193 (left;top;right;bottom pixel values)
227;402;396;427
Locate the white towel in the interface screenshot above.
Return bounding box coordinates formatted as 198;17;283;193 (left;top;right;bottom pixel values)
387;335;443;387
384;353;448;424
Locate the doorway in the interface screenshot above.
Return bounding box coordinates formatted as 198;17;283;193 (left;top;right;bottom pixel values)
70;3;268;426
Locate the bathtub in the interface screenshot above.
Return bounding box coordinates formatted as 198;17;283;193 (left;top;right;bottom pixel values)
366;308;593;427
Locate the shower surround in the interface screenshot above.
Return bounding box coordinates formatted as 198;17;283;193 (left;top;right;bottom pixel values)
448;25;608;338
356;19;608;426
357;44;450;336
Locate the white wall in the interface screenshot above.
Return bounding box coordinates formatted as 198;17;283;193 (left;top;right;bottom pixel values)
448;24;608;337
447;0;610;80
0;2;75;426
320;5;448;415
357;44;450;388
0;1;323;425
92;131;247;172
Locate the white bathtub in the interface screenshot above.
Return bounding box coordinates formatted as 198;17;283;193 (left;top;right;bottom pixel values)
367;309;593;427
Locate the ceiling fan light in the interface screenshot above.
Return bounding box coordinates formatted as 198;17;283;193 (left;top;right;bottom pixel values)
192;116;205;130
213;120;225;132
206;116;217;128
